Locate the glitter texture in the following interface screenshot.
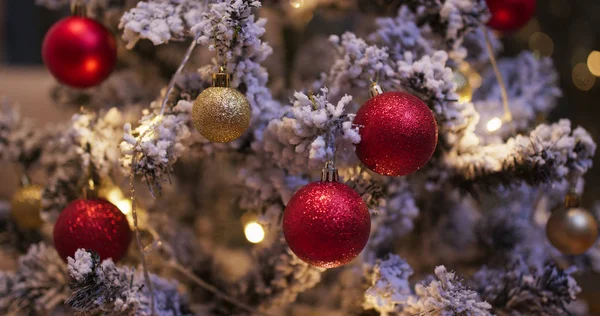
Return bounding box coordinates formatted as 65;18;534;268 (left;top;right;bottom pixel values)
354;91;438;177
192;87;251;143
53;199;132;262
10;184;43;229
283;181;371;268
546;207;598;255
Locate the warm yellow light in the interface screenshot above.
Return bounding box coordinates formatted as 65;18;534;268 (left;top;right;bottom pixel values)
244;222;265;243
137;115;163;140
528;32;553;57
587;51;600;77
115;199;132;215
290;0;303;8
106;188;123;203
572;63;595;91
104;187;131;215
486;117;503;132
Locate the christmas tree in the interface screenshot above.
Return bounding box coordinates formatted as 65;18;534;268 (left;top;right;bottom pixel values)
1;0;598;315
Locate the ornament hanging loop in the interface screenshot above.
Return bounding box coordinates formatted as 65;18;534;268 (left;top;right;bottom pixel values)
212;66;230;88
70;0;87;17
321;161;339;182
565;192;581;209
369;82;384;98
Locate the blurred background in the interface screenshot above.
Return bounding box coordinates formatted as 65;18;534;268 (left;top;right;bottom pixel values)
2;0;600;311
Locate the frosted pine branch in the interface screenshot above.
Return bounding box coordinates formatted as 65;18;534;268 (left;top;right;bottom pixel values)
375;2;489;63
259;88;360;175
66;249;189;316
120;0;208;48
471;259;580;315
0;243;70;314
406;0;490;61
370;6;434;61
0;99;50;168
250;238;324;310
120;98;194;193
41;109;125;218
238;156;308;211
404;266;492;316
327;32;396;98
447;120;596;190
193;0;263;66
364;254;414;314
363;178;418;262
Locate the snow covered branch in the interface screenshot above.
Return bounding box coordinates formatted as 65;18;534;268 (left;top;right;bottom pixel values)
0;243;69;314
258;88;360;175
364;254;413;314
448;120;596;190
120;0;207;48
472;259;580;315
67;249;188;315
405;266;491;315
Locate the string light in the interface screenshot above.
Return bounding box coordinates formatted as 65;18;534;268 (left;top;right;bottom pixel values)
290;0;304;8
486;117;503;132
137;115;163;141
244;222;265;243
483;27;513;133
105;187;132;215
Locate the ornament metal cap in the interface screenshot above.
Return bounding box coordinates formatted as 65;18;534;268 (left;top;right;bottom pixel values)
321;161;339;182
369;82;384;98
71;0;87;17
565;192;581;208
212;66;230;88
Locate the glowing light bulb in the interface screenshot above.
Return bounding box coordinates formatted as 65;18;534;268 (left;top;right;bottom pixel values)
115;199;132;215
106;188;123;203
104;187;131;215
137;115;163;140
290;0;303;8
486;117;503;132
244;222;265;243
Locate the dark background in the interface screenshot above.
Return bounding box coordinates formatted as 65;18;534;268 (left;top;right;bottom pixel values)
2;0;600;312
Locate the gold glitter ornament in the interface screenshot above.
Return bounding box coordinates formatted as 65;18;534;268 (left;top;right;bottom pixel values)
546;194;598;255
10;184;44;229
192;68;251;143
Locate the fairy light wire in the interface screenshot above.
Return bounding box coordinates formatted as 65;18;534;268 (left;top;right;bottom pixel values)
483;27;512;122
129;32;202;315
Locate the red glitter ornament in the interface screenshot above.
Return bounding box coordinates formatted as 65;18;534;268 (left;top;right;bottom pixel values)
283;164;371;268
53;199;131;262
355;89;438;177
486;0;536;32
42;16;117;88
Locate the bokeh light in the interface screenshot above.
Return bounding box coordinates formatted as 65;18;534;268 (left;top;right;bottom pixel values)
290;0;303;8
486;117;503;132
244;222;265;243
105;187;132;215
572;63;596;91
529;32;554;57
587;51;600;77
